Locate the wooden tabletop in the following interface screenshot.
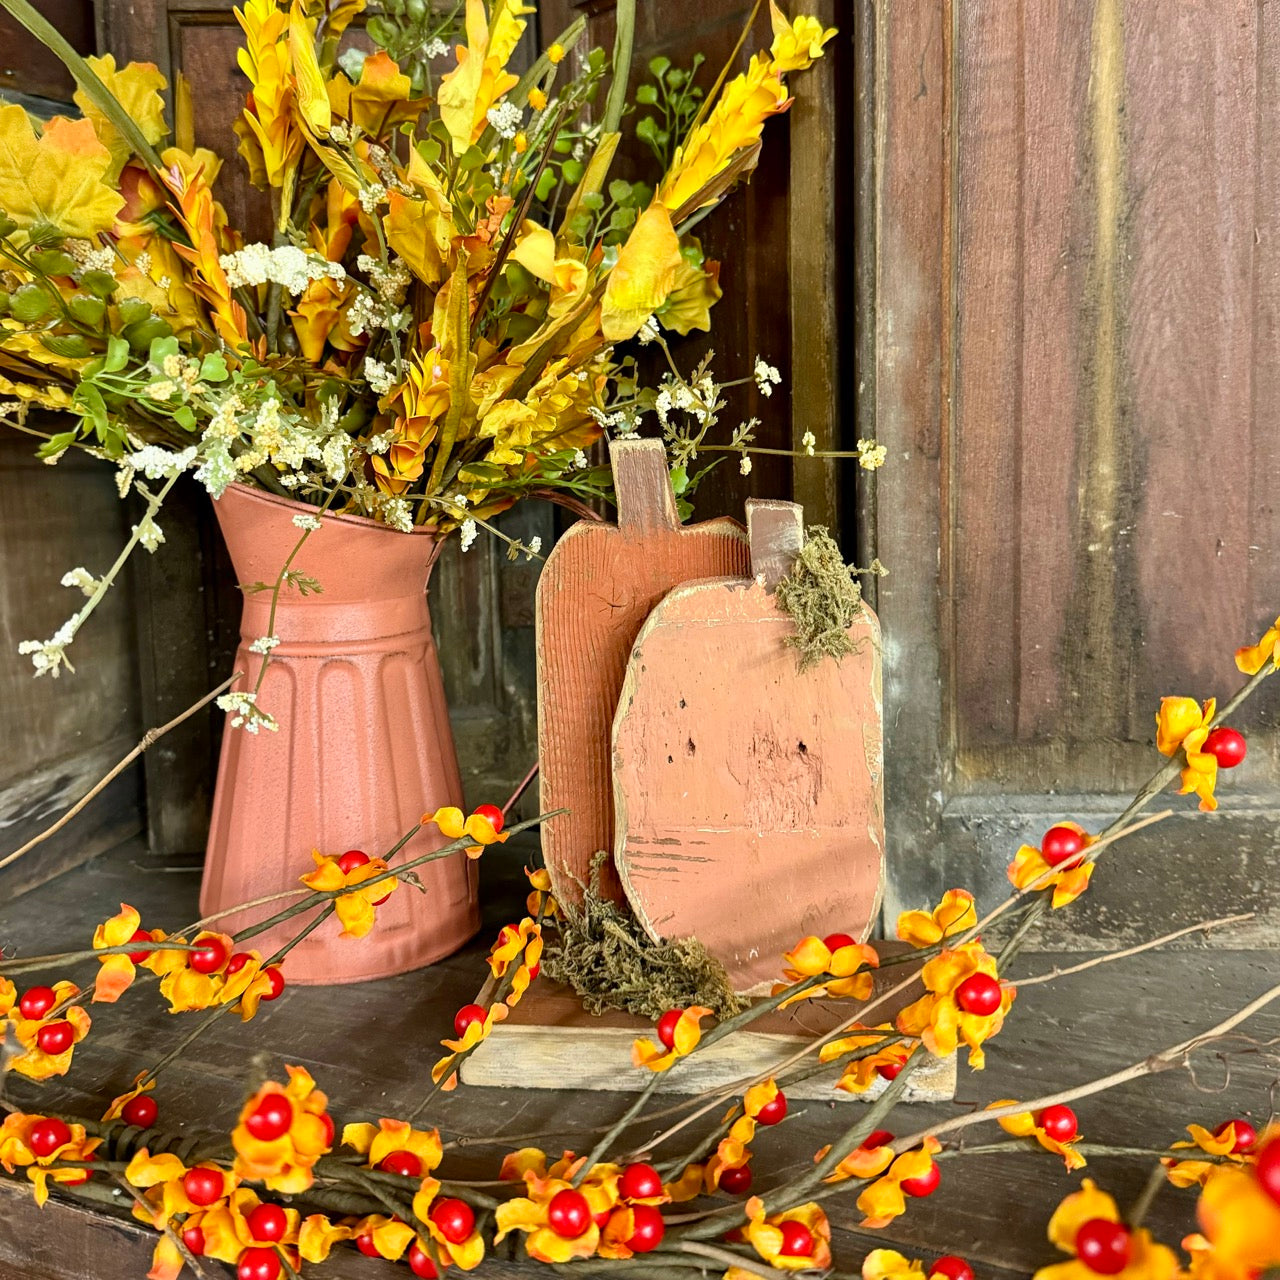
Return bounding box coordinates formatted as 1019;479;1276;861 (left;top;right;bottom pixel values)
2;836;1276;1278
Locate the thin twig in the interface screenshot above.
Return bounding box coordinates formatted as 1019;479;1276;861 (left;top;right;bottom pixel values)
1013;913;1255;987
0;673;240;871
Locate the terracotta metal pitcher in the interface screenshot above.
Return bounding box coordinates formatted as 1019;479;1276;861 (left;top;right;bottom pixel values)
201;483;479;984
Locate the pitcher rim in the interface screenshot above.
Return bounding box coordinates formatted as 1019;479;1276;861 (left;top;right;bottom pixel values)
218;479;444;540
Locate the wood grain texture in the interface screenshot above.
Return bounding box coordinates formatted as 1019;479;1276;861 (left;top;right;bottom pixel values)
537;440;749;906
4;840;1280;1278
613;574;884;991
462;975;954;1101
875;0;1280;933
0;436;144;893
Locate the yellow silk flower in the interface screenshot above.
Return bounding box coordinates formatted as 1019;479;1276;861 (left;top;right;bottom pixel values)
91;902;148;1002
702;1080;784;1189
0;978;91;1080
1190;1160;1280;1277
0;1113;101;1207
488;917;543;1006
425;805;511;858
991;1101;1086;1171
102;1073;155;1122
741;1196;832;1272
855;1137;942;1229
819;1024;915;1094
1007;821;1097;910
863;1249;930;1280
142;929;270;1017
896;942;1014;1070
411;1177;486;1269
526;865;559;919
632;1006;713;1072
1164;1123;1249;1190
1035;1180;1181;1280
494;1152;619;1264
897;889;977;948
432;1001;509;1090
1155;696;1219;812
231;1065;332;1193
775;935;878;1005
300;850;399;938
300;1212;416;1264
1235;617;1280;674
342;1117;443;1173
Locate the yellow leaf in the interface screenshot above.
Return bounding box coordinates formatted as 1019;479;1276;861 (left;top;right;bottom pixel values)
289;10;331;136
74;55;168;180
601;203;683;342
0;105;123;239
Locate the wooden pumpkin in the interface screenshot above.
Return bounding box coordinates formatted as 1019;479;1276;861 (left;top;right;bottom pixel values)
612;500;885;992
536;439;750;906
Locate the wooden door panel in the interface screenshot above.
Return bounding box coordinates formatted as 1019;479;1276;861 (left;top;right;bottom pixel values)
876;0;1280;946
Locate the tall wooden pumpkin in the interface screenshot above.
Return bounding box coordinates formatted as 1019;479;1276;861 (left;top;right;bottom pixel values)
536;440;750;906
612;501;885;992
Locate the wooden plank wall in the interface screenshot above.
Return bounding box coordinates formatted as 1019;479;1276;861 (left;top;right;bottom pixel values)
0;5;145;897
874;0;1280;947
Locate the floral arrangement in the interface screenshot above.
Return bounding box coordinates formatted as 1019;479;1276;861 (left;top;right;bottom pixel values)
0;0;857;678
4;617;1280;1279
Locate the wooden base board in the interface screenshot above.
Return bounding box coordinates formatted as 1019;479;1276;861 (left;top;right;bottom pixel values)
460;981;956;1101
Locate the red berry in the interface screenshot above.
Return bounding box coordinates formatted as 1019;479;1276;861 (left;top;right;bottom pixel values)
930;1257;974;1280
860;1129;895;1150
473;803;505;833
1256;1137;1280;1204
262;967;286;1001
528;962;541;979
127;930;154;964
877;1061;904;1081
718;1165;752;1195
237;1246;281;1280
547;1188;592;1238
337;849;371;874
355;1232;380;1258
247;1203;288;1243
36;1020;75;1055
1204;727;1247;769
18;986;56;1020
619;1162;664;1202
755;1091;788;1126
656;1009;683;1050
318;1111;335;1148
28;1118;71;1157
625;1204;665;1253
453;1003;486;1037
379;1149;423;1178
408;1243;439;1278
1215;1118;1258;1153
182;1166;226;1206
182;1225;206;1256
429;1197;474;1244
189;938;227;975
1075;1219;1131;1274
777;1220;814;1258
244;1095;293;1142
955;973;1002;1016
1042;825;1087;867
901;1160;941;1197
121;1094;159;1129
823;932;857;952
226;953;252;976
1038;1105;1079;1143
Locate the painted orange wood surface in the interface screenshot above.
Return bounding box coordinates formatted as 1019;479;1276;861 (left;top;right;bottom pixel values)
613;502;884;992
536;440;749;906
